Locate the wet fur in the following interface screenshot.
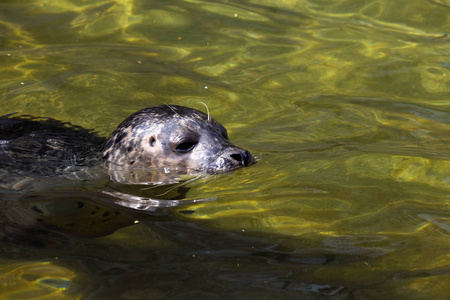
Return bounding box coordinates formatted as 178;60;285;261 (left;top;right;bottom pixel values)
102;105;254;173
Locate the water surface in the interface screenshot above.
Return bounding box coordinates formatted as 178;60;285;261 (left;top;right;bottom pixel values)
0;0;449;299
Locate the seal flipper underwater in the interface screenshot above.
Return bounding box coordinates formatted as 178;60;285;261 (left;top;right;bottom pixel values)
0;105;256;242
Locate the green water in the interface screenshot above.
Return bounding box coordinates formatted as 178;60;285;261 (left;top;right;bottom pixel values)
1;0;449;299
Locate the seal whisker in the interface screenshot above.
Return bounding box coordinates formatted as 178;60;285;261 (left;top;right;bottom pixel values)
199;102;211;122
165;104;181;118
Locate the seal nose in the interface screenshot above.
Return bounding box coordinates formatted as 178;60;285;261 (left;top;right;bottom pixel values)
230;150;253;167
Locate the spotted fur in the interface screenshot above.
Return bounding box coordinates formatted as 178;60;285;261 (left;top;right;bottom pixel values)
102;105;255;173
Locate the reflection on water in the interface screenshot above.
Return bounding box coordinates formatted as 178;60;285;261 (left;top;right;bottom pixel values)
0;262;74;299
1;0;450;299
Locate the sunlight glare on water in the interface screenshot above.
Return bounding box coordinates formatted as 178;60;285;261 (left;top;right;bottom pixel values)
0;0;449;299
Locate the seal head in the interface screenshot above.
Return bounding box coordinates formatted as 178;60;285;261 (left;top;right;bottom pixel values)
102;105;255;174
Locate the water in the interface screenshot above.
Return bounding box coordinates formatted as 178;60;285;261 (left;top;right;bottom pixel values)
1;0;449;299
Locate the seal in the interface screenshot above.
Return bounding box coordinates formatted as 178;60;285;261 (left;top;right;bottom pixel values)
102;105;255;174
0;105;255;189
0;105;256;244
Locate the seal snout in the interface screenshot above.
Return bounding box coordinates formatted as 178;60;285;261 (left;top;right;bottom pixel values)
230;149;254;167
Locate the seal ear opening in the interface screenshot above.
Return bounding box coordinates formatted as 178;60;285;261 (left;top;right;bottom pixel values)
149;136;156;147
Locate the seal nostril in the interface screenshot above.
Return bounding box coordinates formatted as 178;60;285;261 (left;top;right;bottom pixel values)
230;153;243;162
230;150;252;165
242;150;251;166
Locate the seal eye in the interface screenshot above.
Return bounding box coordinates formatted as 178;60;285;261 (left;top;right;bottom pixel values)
175;141;197;153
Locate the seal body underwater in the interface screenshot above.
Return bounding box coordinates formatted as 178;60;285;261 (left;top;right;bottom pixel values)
0;105;256;242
